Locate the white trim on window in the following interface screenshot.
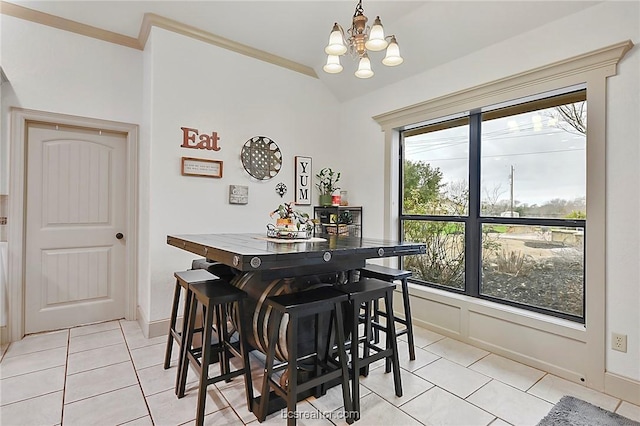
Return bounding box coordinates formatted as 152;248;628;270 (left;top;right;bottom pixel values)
373;40;633;393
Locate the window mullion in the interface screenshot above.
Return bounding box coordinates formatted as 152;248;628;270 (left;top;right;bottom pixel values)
466;113;482;297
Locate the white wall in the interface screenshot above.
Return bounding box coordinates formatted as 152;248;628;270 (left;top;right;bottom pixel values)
140;28;341;324
0;15;143;193
340;1;640;383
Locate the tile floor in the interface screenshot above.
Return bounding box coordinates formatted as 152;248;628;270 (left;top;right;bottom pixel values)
1;319;639;426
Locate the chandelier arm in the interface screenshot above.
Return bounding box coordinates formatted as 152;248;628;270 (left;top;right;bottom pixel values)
332;22;349;47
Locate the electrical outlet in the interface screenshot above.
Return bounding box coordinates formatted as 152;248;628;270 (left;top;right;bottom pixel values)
612;333;627;352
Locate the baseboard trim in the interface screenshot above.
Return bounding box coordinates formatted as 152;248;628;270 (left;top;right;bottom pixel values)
605;372;640;405
148;318;170;339
0;326;8;346
136;306;170;339
135;307;149;337
410;316;586;383
412;315;640;404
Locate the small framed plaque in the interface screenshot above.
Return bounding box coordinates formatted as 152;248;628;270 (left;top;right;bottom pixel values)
229;185;249;204
181;157;223;178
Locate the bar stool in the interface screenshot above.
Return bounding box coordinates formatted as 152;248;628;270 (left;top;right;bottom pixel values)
177;278;254;426
164;270;218;374
360;264;416;360
337;277;402;421
257;287;353;426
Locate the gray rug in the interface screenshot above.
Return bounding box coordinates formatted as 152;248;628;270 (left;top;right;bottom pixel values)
538;396;640;426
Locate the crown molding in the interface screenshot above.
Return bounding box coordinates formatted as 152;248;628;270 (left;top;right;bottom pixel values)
373;39;634;130
0;1;141;49
139;13;317;78
0;1;318;79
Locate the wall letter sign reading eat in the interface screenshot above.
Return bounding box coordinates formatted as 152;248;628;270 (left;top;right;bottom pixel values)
295;156;312;205
180;127;220;151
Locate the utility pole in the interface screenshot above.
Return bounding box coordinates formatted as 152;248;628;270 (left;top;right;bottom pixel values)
509;165;515;217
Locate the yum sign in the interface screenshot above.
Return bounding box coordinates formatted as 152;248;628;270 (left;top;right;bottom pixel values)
180;127;221;151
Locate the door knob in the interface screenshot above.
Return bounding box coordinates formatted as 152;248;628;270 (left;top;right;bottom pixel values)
116;233;124;240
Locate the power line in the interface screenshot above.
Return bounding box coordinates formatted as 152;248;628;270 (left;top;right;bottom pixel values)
405;124;584;155
404;147;585;163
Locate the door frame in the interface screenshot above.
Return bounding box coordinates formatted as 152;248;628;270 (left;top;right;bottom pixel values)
7;108;139;342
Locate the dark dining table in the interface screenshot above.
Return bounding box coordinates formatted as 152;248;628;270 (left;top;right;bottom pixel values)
167;232;426;415
167;233;425;279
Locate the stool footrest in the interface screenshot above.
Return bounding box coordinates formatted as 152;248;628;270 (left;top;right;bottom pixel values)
267;352;318;376
297;368;345;394
370;320;408;333
370;322;409;340
359;348;391;365
185;345;227;370
194;362;246;386
266;365;345;398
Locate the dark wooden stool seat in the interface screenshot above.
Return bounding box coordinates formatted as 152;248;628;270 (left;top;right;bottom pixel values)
360;264;416;361
191;258;238;282
336;277;402;421
257;287;353;426
164;270;218;373
177;279;254;426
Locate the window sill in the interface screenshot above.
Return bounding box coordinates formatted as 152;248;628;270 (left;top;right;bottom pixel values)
403;281;587;341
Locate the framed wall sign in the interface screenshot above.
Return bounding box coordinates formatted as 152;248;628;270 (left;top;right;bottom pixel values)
294;156;312;205
229;185;249;204
181;157;223;178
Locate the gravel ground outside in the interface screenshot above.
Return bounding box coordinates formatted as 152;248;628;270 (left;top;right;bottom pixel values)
482;232;584;317
409;231;585;317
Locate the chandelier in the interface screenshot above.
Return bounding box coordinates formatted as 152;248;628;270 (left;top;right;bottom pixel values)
323;0;403;79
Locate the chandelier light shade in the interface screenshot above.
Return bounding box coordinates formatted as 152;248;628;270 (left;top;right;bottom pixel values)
382;35;403;66
355;54;373;79
323;55;344;74
323;0;403;78
325;24;348;55
365;16;388;51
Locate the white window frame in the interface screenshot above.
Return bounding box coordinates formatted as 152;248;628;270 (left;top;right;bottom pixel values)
373;41;632;392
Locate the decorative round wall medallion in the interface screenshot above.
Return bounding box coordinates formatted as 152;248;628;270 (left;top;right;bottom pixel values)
275;182;287;197
240;136;282;180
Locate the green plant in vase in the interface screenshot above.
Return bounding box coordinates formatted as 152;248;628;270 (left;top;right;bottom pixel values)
269;202;313;233
315;167;341;206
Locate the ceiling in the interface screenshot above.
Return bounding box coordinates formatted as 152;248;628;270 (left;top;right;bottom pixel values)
7;1;600;102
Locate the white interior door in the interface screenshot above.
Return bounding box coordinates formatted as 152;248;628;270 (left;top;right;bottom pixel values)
25;123;127;334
